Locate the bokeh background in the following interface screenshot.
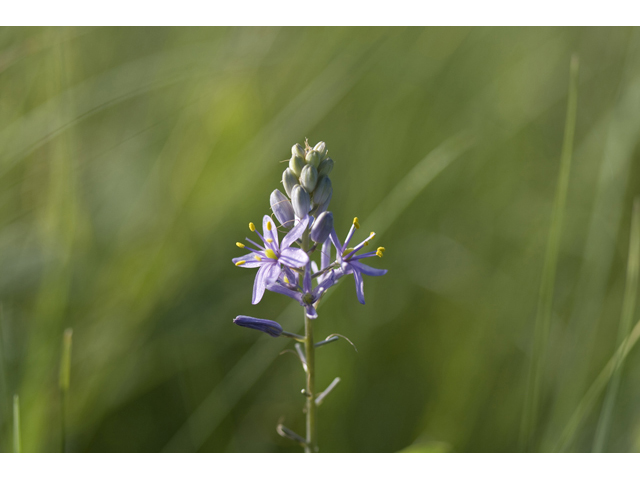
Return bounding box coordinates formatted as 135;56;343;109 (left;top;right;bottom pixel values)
1;26;640;453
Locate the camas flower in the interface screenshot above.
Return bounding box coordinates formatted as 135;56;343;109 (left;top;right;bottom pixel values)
267;265;335;319
330;217;387;304
233;316;283;337
233;215;309;304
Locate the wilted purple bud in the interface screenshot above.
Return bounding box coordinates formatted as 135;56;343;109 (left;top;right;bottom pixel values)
292;143;305;159
282;168;299;197
310;211;334;244
234;316;283;337
291;184;311;218
305;150;321;168
300;164;318;192
270;189;295;228
318;157;333;177
289;154;305;176
313;176;332;206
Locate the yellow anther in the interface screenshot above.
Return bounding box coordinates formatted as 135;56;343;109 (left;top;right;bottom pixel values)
265;249;278;260
353;217;360;229
249;222;256;232
236;242;245;249
364;241;369;246
266;238;273;243
370;232;376;239
376;250;384;258
254;255;261;261
267;221;272;231
377;247;385;252
284;277;290;284
235;260;246;266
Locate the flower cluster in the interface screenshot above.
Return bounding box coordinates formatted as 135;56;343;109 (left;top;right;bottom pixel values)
231;140;387;452
232;140;387;335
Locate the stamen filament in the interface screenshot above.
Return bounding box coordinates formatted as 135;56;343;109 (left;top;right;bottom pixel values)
254;229;269;247
245;237;263;250
345;232;377;259
343;224;357;249
349;251;380;261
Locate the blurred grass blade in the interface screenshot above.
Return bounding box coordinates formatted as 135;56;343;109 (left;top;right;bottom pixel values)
592;198;640;452
557;312;640;452
0;304;9;446
13;394;21;453
399;440;451;453
59;328;73;393
365;131;475;238
520;55;579;451
59;328;73;453
546;31;640;445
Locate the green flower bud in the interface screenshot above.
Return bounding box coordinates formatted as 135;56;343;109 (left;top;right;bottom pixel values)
313;141;327;159
313;176;332;206
292;143;305;159
282;168;299;197
300;164;318;192
305;150;321;168
289;154;305;176
291;185;311;218
317;157;334;177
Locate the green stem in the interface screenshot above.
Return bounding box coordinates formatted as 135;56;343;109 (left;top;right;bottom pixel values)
301;230;317;453
304;310;317;452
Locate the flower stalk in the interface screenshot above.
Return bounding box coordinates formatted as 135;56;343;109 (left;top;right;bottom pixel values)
301;229;318;453
231;139;387;452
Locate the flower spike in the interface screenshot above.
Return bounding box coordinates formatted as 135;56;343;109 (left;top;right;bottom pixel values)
231;139;387;453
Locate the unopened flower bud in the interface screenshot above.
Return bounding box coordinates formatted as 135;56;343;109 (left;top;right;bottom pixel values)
234;316;283;338
315;190;332;216
291;184;311;218
292;143;305;159
282;168;299;197
313;176;332;206
289;155;305;176
318;157;334;177
300;164;318;192
270;189;295;228
313;141;327;159
310;211;334;244
305;150;321;168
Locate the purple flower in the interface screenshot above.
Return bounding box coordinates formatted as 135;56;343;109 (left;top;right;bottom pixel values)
267;265;335;319
233;316;283;337
330;217;387;304
233;215;309;304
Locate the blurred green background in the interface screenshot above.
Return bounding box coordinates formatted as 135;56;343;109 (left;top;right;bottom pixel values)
1;26;640;453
